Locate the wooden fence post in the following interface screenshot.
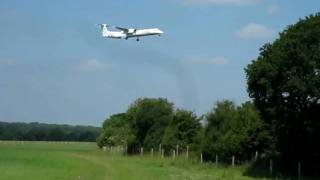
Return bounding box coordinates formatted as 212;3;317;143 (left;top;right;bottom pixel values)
151;148;154;156
254;151;258;161
176;144;179;157
159;144;162;156
186;145;189;160
140;147;143;156
270;159;273;175
200;153;203;164
162;149;165;158
216;155;218;166
298;162;301;180
232;156;235;168
173;150;175;160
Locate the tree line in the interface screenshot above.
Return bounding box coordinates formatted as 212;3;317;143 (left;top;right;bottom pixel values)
0;121;101;142
98;13;320;177
97;98;269;163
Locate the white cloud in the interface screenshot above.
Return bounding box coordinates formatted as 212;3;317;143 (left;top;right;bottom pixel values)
268;4;281;15
181;0;259;6
190;56;230;65
76;59;114;72
236;23;275;40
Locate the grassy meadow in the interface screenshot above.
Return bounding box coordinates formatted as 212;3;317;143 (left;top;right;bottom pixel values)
0;141;296;180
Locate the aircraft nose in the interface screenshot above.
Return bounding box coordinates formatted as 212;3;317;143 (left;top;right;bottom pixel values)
159;30;164;34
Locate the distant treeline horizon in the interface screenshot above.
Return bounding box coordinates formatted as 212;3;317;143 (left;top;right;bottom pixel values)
0;121;101;142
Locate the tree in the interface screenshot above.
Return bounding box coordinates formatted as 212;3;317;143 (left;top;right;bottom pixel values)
245;13;320;175
126;98;174;153
96;113;129;148
203;100;239;161
0;121;100;142
162;109;202;153
203;101;269;162
236;102;272;160
25;127;47;141
48;127;65;141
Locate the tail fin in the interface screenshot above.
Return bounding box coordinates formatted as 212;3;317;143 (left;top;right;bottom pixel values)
96;24;109;37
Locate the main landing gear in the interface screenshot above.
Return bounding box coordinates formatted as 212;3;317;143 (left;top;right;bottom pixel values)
136;38;140;42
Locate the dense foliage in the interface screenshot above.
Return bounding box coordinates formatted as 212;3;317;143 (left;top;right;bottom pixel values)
98;98;268;162
98;98;204;154
203;101;270;162
245;13;320;175
0;121;101;142
96;113;129;148
162;109;202;153
125;98;174;152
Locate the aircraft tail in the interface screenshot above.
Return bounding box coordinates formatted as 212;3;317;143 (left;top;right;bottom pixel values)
97;24;109;37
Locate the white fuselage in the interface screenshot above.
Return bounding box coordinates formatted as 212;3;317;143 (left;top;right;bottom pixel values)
100;24;163;40
104;31;126;39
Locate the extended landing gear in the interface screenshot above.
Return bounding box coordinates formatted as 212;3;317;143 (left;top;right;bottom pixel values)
136;38;140;42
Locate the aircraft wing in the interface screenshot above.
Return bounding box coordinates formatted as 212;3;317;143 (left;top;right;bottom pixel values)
115;26;136;34
115;26;129;32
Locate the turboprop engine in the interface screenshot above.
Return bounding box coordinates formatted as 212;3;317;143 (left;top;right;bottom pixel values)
128;29;136;34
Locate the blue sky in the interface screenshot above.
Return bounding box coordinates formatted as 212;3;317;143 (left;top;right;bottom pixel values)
0;0;319;126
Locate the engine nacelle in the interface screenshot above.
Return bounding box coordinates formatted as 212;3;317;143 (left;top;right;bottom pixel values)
128;29;136;34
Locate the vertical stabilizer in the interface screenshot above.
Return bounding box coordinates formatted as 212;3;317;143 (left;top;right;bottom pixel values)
97;24;109;37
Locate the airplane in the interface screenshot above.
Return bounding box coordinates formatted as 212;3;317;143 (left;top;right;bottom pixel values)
96;24;164;41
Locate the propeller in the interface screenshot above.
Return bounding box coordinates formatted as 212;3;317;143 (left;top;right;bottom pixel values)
95;24;109;30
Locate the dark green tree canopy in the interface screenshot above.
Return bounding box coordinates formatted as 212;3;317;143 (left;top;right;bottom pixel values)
126;98;174;151
0;121;100;142
245;13;320;174
246;14;320;120
97;113;129;148
203;101;269;161
162;109;202;151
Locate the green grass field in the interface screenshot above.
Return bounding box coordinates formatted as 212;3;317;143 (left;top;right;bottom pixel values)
0;141;286;180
